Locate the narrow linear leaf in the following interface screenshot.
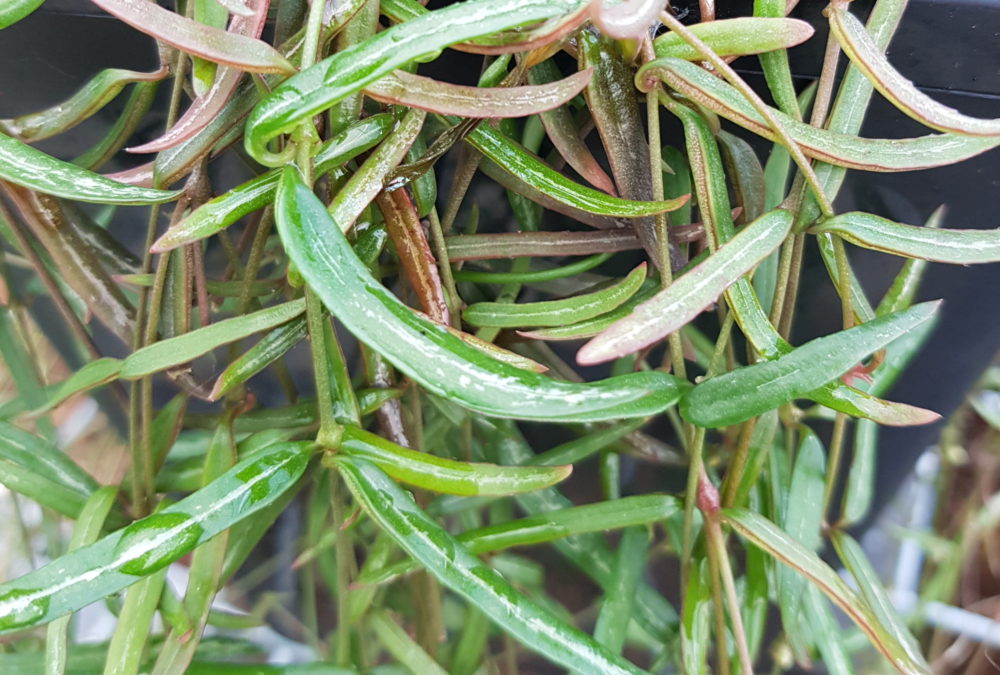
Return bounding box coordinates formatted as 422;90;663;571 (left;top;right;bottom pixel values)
466;123;688;218
334;456;646;675
244;0;586;164
0;421;98;497
464;263;647;329
0;442;312;634
276;167;687;422
446;229;645;261
37;300;305;412
519;279;659;341
830;7;1000;137
681;302;940;427
814;212;1000;265
579;209;791;364
89;0;294;74
361;494;679;587
337;424;570;496
653;17;814;61
1;68;166;143
644;58;1000;172
724;279;940;426
0;133;180;204
209;317;308;400
0;0;43;29
723;508;928;675
529;60;617;195
119;299;306;378
376;188;449;324
151;114;395;251
832;531;929;672
366;68;592;118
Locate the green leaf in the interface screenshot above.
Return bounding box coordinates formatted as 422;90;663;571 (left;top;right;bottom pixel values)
831;532;929;673
777;430;826;652
814;212;1000;265
245;0;587;164
593;527;650;654
681;302;940;427
643;58;1000;172
369;610;448;675
464;263;646;329
829;6;1000;137
337;424;571;496
0;421;98;498
360;494;679;587
724;280;940;426
276;167;687;422
210;317;307;400
520;278;659;341
152;114;394;252
653;17;814;61
578;209;791;365
722;508;929;675
483;419;679;643
466;123;688;218
0;133;180;205
0;442;311;634
333;456;646;675
1;68;165;143
0;0;43;28
453;252;613;285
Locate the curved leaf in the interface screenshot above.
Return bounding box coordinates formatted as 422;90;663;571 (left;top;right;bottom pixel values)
653;17;814;61
276;167;688;422
643;57;1000;172
0;133;180;204
89;0;293;74
467;123;688;218
151;114;394;252
0;0;43;29
529;60;617;195
365;68;592;118
814;212;1000;265
681;302;940;427
830;6;1000;137
338;425;570;496
244;0;586;164
723;508;928;675
127;0;271;153
209;317;308;400
1;68;165;143
0;442;311;634
463;263;647;329
446;229;644;261
334;455;646;675
578;209;791;365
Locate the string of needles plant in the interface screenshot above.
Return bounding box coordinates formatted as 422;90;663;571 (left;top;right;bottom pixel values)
0;0;998;672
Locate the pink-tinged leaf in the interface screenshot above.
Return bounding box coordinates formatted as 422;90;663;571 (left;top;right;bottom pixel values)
105;163;154;187
591;0;667;40
127;0;271;153
645;57;1000;172
446;222;707;261
90;0;294;75
365;69;592;119
375;188;450;325
383;0;591;56
578;209;792;365
529;61;617;196
830;6;1000;138
216;0;253;16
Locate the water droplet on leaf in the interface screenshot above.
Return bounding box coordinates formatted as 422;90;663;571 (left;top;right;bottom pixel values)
116;512;204;576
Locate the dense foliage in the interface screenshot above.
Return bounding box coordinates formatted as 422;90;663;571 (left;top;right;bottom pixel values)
0;0;998;673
